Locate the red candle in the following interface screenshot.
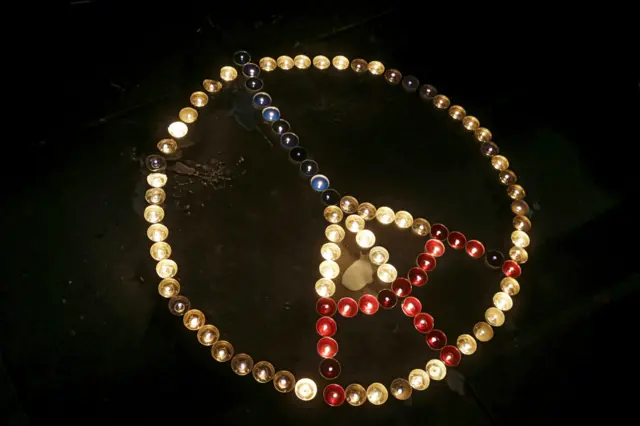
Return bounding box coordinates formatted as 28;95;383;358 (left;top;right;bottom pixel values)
319;358;341;379
337;297;358;318
502;260;522;278
317;337;339;358
392;277;412;297
416;253;437;271
408;267;428;287
440;345;462;366
315;316;337;337
377;289;397;309
316;298;337;316
402;297;422;317
430;223;449;240
425;239;446;257
413;312;434;333
426;329;447;349
358;294;379;315
323;384;346;406
447;231;466;249
465;240;485;258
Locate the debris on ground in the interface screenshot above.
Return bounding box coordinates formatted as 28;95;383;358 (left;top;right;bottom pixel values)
133;145;246;217
168;157;237;189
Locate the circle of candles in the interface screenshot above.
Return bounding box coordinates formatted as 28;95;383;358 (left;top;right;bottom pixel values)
138;49;537;406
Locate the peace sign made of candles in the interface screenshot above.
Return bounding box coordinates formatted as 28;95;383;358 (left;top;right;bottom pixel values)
144;50;532;407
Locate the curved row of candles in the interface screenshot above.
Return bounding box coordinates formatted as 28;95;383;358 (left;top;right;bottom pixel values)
141;50;532;406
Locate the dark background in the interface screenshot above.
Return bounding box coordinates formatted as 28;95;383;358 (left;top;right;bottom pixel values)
2;2;638;425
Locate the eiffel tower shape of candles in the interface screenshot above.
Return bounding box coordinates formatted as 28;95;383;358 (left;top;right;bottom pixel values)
144;50;532;407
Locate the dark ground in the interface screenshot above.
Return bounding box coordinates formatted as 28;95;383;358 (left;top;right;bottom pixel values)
2;3;639;425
